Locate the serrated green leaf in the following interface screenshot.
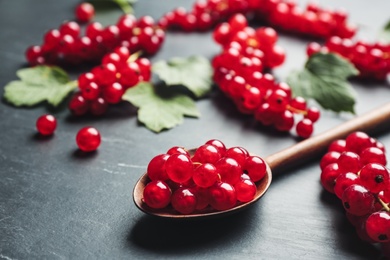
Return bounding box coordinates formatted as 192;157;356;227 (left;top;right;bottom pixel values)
287;53;358;114
3;66;77;107
152;56;213;98
122;82;200;132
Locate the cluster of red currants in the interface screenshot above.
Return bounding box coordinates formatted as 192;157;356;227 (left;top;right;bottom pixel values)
69;46;151;116
212;14;320;138
25;14;165;66
307;36;390;81
320;131;390;243
142;139;267;214
158;0;355;40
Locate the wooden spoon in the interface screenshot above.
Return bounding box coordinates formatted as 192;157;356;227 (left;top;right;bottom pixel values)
133;103;390;219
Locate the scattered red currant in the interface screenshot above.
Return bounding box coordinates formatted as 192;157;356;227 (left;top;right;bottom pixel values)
36;114;57;136
75;2;95;23
76;126;101;152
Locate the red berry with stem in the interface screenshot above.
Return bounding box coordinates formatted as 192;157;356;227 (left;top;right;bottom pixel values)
234;178;256;202
143;180;171;209
165;154;194;184
171;187;197;214
193;163;218;188
76;127;101;152
147;154;170;181
359;163;390;194
209;182;237;211
365;211;390;242
215;157;242;185
75;2;95;23
36;114;57;136
342;184;375;216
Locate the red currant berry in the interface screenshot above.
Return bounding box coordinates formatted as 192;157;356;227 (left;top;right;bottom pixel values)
334;172;360;199
143;180;171;209
90;97;108;116
215;157;242;185
209;182;237;211
234;178;256;202
296;118;314;138
69;93;89;116
75;2;95;23
337;151;361;174
360;147;387;166
320;151;341;170
205;139;226;156
193;163;218;188
36;114;57;136
328;139;346;153
171;187;197;214
166;146;190;157
305;107;320;122
225;146;248;166
345;131;372;154
165;154;193;184
147;154;170;181
342;184;375;216
365;211;390;242
320;163;340;193
244;155;267;182
192;144;221;164
103;82;124;104
359;163;390;194
76;127;101;152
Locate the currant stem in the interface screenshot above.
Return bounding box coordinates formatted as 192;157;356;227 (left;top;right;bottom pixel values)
287;105;307;115
377;196;390;212
127;50;143;63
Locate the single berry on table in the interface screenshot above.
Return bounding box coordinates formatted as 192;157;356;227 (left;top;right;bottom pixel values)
76;126;101;152
36;114;57;136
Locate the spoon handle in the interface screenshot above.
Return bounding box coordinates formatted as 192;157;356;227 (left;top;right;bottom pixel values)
265;103;390;174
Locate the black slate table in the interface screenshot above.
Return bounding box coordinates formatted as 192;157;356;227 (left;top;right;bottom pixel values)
1;0;390;259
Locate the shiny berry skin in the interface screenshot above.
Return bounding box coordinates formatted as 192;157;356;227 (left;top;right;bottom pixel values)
193;163;218;188
205;139;226;156
75;2;95;23
342;184;375;216
165;154;193;184
143;180;171;209
360;147;387;166
320;151;340;170
171;187;197;214
345;131;372;154
296;118;314;138
76;127;101;152
69;93;89;116
36;114;57;135
328;139;346;153
244;155;267;182
337;151;361;174
234;178;256;202
90;97;108;116
359;163;390;194
320;163;340;193
147;154;170;181
103;82;124;104
192;144;221;164
166;146;190;156
225;146;248;166
334;172;360;199
209;182;237;211
365;211;390;242
215;157;242;185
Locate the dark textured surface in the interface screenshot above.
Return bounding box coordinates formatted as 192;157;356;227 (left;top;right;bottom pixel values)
1;0;390;259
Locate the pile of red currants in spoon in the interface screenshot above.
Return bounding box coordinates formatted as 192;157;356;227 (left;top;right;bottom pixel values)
142;139;267;214
320;131;390;244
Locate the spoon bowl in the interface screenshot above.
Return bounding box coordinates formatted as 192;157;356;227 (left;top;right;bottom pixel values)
133;103;390;219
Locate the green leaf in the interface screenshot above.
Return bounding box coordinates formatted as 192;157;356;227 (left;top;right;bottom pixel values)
122;82;200;132
152;56;213;98
3;66;77;107
379;19;390;43
287;52;359;114
88;0;135;25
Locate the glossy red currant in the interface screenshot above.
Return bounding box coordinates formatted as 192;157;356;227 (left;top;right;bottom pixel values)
76;127;101;152
36;114;57;136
